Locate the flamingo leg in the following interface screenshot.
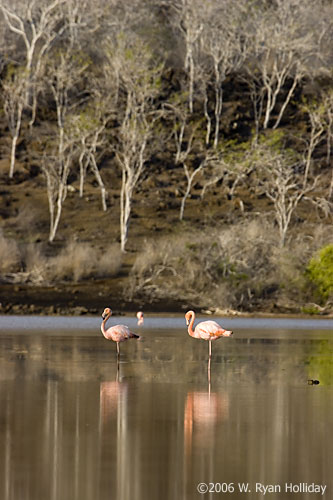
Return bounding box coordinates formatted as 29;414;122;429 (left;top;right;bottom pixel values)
116;342;120;359
208;356;211;388
209;340;212;359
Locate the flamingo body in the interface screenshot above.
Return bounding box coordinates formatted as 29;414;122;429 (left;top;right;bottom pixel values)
190;319;232;340
102;323;138;343
136;311;144;326
101;308;140;357
185;310;232;358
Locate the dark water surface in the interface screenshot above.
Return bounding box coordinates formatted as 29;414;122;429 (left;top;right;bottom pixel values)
0;315;332;500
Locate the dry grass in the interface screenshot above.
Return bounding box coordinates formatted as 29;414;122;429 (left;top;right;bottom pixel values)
19;243;48;284
130;232;228;305
129;217;333;310
46;240;122;282
0;233;123;284
47;240;97;282
94;243;123;278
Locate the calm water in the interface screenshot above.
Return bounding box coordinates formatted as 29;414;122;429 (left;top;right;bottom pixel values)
0;315;332;500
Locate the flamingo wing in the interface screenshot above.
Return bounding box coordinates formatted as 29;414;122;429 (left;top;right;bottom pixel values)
105;324;133;342
194;320;229;340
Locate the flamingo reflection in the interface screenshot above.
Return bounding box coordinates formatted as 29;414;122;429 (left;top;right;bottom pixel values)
99;381;127;424
99;379;131;500
184;391;229;455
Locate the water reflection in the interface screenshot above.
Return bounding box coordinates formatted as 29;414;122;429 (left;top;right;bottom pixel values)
0;322;332;500
100;381;124;422
305;339;333;386
184;391;229;455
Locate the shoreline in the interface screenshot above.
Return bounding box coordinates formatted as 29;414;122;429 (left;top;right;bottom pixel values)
1;283;332;319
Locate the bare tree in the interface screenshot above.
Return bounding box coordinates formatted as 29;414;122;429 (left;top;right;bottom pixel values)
163;94;207;220
325;90;333;169
105;33;164;252
163;91;192;164
46;49;88;167
242;0;324;133
39;48;89;242
255;142;316;247
64;0;103;49
2;65;26;176
179;160;204;221
316;89;333;198
162;0;205;113
0;0;67;176
41;139;76;243
200;0;248;148
200;141;253;207
263;162;316;248
68;103;110;212
298;98;326;188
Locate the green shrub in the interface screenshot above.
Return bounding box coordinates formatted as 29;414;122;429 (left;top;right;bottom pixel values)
301;305;322;315
306;244;333;303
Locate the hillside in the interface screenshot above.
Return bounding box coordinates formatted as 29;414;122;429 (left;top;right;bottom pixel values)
0;0;333;317
0;79;332;317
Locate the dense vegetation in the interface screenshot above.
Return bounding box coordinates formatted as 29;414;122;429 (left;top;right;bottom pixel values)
0;0;332;315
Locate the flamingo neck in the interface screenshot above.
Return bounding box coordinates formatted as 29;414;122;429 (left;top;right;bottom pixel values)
187;312;196;338
101;313;111;336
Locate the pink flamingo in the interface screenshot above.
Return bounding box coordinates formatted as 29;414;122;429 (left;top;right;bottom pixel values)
136;311;144;326
185;310;233;359
101;307;140;358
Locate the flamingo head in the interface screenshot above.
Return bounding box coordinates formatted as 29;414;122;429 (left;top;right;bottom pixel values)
102;307;112;320
185;310;195;326
222;329;233;337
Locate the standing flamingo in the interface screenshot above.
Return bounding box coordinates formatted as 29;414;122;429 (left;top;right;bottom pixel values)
136;311;144;326
185;310;233;359
101;307;140;358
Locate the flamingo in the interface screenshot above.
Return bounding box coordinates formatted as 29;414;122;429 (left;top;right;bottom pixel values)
185;310;233;359
101;307;140;358
136;311;144;326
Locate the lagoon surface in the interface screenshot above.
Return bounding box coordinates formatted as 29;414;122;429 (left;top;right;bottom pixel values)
0;315;332;500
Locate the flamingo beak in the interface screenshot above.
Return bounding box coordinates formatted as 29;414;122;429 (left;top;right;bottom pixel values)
224;330;233;337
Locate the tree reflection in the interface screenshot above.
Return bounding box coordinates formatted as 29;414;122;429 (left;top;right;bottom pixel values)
305;339;333;385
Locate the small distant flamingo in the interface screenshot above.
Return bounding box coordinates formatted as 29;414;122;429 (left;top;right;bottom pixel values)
185;310;233;359
101;307;140;358
136;311;144;326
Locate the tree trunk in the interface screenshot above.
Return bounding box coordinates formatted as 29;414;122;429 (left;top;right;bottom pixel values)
8;103;23;178
120;172;132;252
90;153;107;211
